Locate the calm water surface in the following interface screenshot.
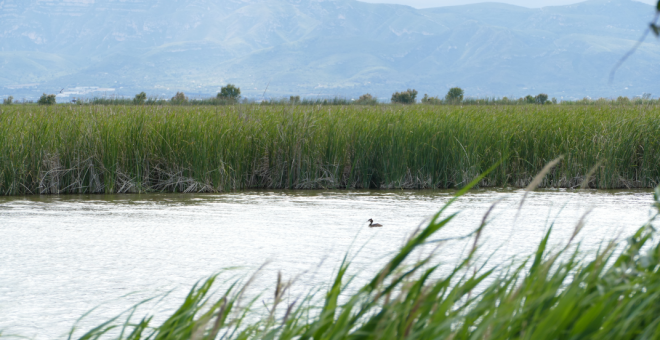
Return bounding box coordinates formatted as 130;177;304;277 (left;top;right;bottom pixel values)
0;189;656;339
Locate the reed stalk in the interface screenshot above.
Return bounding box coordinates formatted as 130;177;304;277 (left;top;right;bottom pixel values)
1;104;659;195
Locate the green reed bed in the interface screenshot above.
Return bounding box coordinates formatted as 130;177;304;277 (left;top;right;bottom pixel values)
66;183;660;340
1;104;659;195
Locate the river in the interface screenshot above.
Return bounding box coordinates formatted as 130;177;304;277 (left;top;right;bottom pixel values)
0;189;656;339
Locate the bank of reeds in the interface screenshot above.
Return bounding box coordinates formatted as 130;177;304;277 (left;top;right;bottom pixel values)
76;96;353;106
83;97;245;106
425;96;660;106
261;97;354;106
5;95;659;106
76;96;660;106
1;104;659;195
68;184;660;340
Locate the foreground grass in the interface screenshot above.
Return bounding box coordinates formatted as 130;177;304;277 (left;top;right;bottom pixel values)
1;104;660;195
65;182;660;340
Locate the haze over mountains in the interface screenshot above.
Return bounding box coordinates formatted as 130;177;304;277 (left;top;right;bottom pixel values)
1;0;659;100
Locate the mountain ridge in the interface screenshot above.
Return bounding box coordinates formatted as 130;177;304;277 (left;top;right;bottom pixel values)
0;0;658;100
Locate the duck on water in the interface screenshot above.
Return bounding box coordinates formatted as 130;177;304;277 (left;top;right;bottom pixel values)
368;219;383;228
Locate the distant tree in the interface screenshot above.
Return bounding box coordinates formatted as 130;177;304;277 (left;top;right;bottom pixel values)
616;96;630;104
38;93;56;105
595;98;610;105
524;95;535;104
445;87;464;104
421;94;442;105
171;92;188;104
355;93;378;105
218;84;241;101
290;95;300;104
3;96;13;105
133;92;147;105
535;93;548;105
552;97;558;104
391;89;418;104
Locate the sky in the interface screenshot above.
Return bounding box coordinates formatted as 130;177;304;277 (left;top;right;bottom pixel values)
358;0;656;8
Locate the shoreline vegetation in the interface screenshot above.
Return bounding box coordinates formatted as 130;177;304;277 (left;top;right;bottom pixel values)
2;85;659;106
1;104;659;195
65;184;660;340
4;94;660;106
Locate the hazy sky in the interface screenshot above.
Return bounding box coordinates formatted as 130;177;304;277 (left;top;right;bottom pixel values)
358;0;656;8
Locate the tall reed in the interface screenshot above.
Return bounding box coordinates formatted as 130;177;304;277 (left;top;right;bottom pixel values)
1;104;659;195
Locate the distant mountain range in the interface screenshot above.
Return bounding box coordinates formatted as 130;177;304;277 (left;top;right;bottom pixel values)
0;0;659;101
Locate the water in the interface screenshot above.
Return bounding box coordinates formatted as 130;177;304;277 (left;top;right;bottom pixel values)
0;189;656;339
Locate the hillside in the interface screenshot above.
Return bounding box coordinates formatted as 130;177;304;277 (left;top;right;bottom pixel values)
0;0;658;100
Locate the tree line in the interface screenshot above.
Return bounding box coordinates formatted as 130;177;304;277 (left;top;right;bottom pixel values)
2;86;658;107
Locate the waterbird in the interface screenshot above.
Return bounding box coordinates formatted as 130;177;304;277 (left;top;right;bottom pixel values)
367;219;383;228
